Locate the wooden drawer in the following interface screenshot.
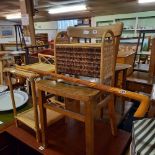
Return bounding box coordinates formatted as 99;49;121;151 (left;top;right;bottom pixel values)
126;81;152;94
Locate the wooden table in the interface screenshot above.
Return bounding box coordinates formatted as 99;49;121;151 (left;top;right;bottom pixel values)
0;51;26;84
117;50;136;75
134;63;149;72
115;63;131;89
5;67;41;141
136;51;151;64
136;51;151;56
126;71;155;94
117;50;136;63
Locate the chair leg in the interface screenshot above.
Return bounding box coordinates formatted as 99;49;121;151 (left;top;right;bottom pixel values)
15;119;19;127
108;95;117;136
36;130;41;143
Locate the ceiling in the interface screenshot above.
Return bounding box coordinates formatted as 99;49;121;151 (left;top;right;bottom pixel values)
1;0;155;21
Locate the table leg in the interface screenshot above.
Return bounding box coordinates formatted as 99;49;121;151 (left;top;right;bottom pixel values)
30;79;40;143
7;73;18;127
38;89;47;148
0;60;3;85
85;100;94;155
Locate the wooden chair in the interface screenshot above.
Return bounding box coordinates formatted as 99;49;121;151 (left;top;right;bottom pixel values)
38;53;55;64
137;36;151;64
24;44;54;64
54;23;123;118
37;22;123;154
6;68;63;143
0;55;14;85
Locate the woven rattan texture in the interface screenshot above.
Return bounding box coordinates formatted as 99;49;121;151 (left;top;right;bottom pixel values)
56;44;114;80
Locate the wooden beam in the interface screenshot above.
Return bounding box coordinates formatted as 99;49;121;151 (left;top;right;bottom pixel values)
20;0;36;45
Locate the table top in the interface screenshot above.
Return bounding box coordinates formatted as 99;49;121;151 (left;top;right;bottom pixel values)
18;62;55;73
134;64;149;72
4;67;39;79
115;63;131;71
0;51;25;56
127;71;155;85
117;50;136;58
136;51;151;55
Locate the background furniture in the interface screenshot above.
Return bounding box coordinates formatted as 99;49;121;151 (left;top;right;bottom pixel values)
0;43;22;51
38;53;55;64
126;38;155;94
0;50;26;84
117;50;136;75
126;71;155;94
24;44;53;64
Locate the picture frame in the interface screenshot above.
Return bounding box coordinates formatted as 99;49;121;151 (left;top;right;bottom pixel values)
0;26;14;38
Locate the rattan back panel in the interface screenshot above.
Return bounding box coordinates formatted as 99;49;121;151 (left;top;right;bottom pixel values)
56;46;101;78
55;31;115;83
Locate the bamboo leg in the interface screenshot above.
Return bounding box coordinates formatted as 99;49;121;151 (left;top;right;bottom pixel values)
108;95;117;136
30;79;40;143
0;60;3;85
7;73;18;127
38;89;47;148
85;100;94;155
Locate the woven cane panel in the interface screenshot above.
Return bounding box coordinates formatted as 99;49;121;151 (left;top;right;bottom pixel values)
56;46;100;77
102;45;115;80
56;43;115;79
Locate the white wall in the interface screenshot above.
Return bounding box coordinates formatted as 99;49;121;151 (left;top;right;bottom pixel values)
0;20;19;43
34;21;58;41
91;11;155;26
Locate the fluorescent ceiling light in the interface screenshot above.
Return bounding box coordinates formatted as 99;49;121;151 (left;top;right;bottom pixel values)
6;13;21;20
138;0;155;3
48;4;87;14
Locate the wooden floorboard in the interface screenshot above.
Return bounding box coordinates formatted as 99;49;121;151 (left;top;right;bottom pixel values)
5;118;131;155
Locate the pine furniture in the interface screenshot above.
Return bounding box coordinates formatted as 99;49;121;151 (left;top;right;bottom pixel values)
6;68;63;143
36;23;125;155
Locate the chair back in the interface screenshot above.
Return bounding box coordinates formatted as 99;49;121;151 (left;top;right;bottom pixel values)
54;22;123;85
38;53;55;64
